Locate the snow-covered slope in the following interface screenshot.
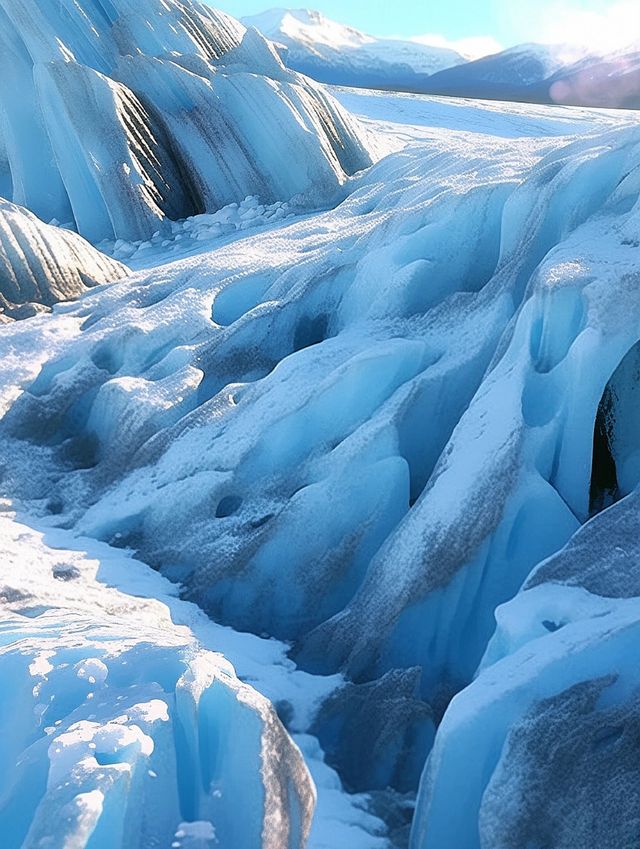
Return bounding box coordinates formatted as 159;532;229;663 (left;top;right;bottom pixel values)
240;8;640;109
0;0;373;243
0;198;127;320
243;8;464;89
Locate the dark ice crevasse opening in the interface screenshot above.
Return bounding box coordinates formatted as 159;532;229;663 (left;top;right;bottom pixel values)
589;340;640;517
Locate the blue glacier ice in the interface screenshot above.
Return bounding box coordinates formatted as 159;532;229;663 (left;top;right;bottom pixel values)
0;513;315;849
0;197;127;319
2;2;640;848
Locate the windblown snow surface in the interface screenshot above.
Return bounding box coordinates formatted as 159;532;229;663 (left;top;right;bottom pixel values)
3;9;640;848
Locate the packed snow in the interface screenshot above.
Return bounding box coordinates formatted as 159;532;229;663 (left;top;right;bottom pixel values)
3;1;640;847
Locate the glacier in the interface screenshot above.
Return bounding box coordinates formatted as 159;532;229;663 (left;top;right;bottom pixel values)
245;9;640;112
2;2;640;847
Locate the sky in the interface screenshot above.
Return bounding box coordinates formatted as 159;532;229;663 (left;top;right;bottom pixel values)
212;0;640;57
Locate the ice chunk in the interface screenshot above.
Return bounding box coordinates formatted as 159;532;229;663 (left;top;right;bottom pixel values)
0;514;315;849
411;492;640;849
0;196;127;318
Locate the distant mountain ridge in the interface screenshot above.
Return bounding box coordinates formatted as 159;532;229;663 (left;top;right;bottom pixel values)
423;41;640;108
244;8;640;108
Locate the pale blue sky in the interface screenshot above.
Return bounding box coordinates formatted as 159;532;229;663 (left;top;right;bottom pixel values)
210;0;636;54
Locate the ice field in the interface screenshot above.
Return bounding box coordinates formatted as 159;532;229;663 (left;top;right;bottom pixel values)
2;2;640;847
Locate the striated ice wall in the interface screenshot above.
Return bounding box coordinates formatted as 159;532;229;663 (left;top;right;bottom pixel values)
0;0;374;243
0;196;127;318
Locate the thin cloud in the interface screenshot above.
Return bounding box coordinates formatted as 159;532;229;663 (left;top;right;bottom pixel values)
410;33;503;60
535;0;639;53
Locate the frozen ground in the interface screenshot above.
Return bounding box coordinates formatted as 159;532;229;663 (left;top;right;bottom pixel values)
3;65;640;849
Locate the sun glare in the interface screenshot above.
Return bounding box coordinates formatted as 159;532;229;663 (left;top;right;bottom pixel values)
540;0;639;53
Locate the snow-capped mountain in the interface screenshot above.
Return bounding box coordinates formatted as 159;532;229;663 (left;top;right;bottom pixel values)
424;41;640;107
242;8;465;88
243;10;640;109
422;42;585;99
545;45;640;107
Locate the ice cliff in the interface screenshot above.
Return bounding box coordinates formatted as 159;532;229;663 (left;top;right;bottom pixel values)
0;0;373;243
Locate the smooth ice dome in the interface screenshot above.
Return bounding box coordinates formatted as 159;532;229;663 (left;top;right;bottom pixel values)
0;0;373;243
